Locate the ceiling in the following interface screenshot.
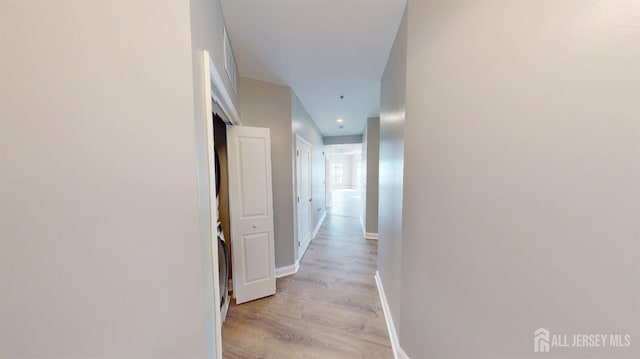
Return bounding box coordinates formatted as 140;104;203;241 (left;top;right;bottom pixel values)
220;0;406;137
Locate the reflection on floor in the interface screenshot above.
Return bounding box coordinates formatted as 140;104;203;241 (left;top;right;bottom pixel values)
222;215;392;359
327;188;362;219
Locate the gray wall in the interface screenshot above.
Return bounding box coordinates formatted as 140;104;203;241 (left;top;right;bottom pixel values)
324;135;363;145
190;0;239;114
380;0;640;358
292;92;326;248
378;5;408;342
239;79;325;267
188;0;238;355
362;118;380;234
238;77;295;268
0;1;214;357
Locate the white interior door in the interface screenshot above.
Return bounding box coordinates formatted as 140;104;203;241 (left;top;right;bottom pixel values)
227;125;276;304
296;136;313;260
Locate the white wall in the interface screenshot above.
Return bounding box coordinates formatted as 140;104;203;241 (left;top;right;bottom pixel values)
380;0;640;358
0;1;213;357
352;154;362;190
328;154;357;189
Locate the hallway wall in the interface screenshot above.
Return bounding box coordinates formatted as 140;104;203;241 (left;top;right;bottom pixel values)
238;77;295;268
0;1;213;357
362;117;380;235
189;0;239;115
188;0;240;354
239;78;325;268
324;135;363;145
378;4;408;345
292;92;326;253
378;0;640;358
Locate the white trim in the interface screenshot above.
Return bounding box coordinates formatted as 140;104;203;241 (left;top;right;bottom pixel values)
312;210;327;239
208;52;240;126
223;26;238;95
375;271;410;359
295;133;312;148
202;50;223;359
275;261;300;278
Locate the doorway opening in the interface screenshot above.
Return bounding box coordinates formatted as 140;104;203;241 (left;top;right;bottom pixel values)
213;113;231;323
324;144;363;220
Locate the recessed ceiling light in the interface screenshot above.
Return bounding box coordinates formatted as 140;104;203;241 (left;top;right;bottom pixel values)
337;118;344;123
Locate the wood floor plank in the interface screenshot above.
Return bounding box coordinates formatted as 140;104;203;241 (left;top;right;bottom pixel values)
222;215;393;358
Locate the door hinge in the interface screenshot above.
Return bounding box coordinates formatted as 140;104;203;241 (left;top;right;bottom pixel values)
297;196;300;203
297;150;299;156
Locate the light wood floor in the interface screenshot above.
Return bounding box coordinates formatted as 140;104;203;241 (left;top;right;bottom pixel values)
222;215;393;359
327;189;362;218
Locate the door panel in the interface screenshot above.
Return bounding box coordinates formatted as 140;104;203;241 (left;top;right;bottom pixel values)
227;126;276;304
237;137;269;217
243;232;270;282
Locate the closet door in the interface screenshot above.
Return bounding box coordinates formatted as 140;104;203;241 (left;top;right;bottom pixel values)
226;125;276;304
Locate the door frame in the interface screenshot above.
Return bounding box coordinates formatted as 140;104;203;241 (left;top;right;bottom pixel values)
202;50;240;359
294;134;313;262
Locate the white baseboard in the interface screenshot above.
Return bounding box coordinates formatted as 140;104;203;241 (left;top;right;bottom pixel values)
277;211;325;280
360;215;378;240
312;211;327;239
375;271;409;359
275;261;300;278
365;232;379;240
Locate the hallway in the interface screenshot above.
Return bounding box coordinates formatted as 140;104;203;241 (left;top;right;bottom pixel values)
222;215;392;358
